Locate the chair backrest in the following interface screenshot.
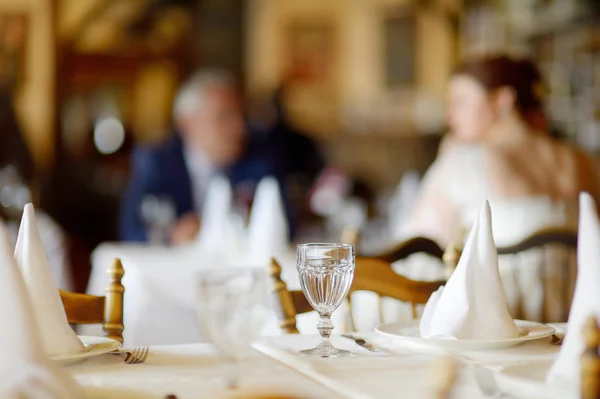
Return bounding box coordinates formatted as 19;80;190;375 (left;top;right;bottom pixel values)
346;256;446;329
496;228;577;255
369;236;444;263
59;258;125;343
269;241;447;333
362;237;454;323
581;316;600;399
495;228;578;322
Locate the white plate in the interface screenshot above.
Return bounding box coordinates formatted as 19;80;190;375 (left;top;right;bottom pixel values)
51;336;121;365
495;360;577;399
375;320;555;351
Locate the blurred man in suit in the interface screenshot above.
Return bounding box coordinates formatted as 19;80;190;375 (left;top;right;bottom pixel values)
120;70;286;243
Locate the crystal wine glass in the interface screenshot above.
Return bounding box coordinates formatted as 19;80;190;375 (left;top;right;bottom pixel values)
297;243;355;358
195;267;271;388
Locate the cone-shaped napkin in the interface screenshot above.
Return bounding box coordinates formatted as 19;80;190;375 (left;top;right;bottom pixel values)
547;192;600;388
14;204;84;356
419;200;519;339
195;175;234;250
0;220;81;398
246;177;289;264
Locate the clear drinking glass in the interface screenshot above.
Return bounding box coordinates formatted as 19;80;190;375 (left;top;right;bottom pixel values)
140;195;176;245
195;267;270;389
297;243;355;358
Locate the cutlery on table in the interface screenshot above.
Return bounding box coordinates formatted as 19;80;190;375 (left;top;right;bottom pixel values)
550;334;564;345
111;346;149;364
341;334;380;352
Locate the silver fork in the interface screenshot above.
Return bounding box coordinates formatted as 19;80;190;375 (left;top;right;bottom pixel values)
111;346;149;364
473;365;512;398
125;346;149;364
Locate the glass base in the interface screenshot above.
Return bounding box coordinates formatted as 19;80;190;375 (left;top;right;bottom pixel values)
299;345;354;359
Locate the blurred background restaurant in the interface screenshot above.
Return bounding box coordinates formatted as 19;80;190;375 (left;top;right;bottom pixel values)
0;0;599;292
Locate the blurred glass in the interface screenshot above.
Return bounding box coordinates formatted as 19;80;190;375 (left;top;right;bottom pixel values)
0;165;31;219
139;195;176;245
195;267;271;389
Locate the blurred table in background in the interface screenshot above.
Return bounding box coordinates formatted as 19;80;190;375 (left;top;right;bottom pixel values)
83;242;347;346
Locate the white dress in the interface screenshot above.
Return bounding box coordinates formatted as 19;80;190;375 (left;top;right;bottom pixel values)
393;143;579;323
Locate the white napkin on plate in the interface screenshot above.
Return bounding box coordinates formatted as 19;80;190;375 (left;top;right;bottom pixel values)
419;200;519;340
246;176;289;264
547;192;600;388
0;219;81;398
14;204;84;356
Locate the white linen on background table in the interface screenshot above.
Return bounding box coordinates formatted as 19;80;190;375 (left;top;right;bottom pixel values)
84;243;349;346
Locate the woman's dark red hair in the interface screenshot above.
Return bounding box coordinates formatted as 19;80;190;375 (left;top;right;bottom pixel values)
452;55;544;117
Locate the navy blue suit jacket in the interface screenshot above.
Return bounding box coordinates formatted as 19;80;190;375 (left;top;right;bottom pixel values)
119;135;292;242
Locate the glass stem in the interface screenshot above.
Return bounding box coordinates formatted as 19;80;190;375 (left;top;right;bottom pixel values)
317;315;334;349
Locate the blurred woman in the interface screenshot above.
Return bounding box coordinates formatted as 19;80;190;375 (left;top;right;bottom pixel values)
402;55;599;246
398;55;600;322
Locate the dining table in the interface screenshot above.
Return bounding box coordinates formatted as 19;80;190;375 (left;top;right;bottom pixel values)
84;243;356;346
70;330;566;399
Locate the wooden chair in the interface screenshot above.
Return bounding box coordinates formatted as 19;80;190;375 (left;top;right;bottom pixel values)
496;228;577;255
59;258;125;343
581;316;600;399
269;237;448;333
495;228;578;322
367;236;444;263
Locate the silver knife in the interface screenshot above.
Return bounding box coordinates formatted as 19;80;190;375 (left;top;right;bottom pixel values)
341;334;380;352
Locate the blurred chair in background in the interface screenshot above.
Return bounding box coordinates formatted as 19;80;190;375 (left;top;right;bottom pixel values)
495;228;577;322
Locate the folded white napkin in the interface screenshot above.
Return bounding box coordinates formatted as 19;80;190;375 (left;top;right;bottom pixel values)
246;177;289;264
547;192;600;388
0;219;81;398
14;204;84;356
194;175;236;251
419;200;518;340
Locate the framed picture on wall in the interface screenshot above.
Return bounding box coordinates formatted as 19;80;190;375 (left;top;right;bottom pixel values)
283;18;336;83
383;11;416;88
280;17;340;136
0;13;27;89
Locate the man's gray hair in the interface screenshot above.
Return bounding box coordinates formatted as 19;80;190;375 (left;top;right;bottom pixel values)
173;69;235;119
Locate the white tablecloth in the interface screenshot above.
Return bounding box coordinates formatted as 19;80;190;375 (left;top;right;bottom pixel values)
84;243;348;346
69;332;567;399
72;342;332;398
